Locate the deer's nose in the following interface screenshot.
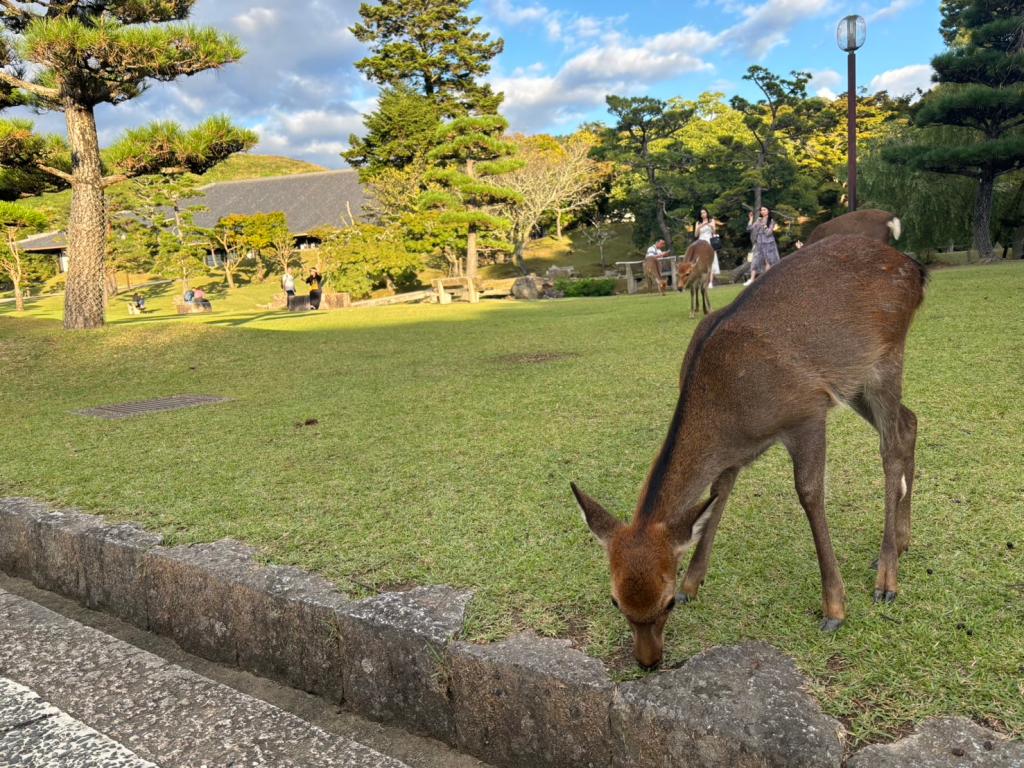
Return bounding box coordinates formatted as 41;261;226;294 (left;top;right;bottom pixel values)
637;657;661;671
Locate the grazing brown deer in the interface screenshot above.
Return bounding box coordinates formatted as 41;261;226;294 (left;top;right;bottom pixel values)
572;235;926;669
643;256;667;295
676;240;714;319
806;209;902;246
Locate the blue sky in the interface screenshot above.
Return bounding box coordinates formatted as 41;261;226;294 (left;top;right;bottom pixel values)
12;0;945;168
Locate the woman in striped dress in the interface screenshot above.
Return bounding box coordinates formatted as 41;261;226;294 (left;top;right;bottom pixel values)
745;206;780;285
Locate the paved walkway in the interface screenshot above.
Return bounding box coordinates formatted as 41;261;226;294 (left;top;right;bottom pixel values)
0;586;411;767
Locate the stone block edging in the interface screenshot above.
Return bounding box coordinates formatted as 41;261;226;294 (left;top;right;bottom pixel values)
3;498;1019;768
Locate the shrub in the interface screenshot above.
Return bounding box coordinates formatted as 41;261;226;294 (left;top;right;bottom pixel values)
555;277;617;297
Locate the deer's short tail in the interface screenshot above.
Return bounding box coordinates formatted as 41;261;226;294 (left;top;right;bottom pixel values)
888;216;902;241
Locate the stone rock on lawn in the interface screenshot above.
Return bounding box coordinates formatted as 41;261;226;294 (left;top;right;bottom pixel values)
450;632;615;768
512;276;542;300
846;717;1024;767
610;642;845;768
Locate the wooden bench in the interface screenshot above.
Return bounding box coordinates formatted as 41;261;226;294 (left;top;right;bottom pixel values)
432;277;482;304
615;256;679;294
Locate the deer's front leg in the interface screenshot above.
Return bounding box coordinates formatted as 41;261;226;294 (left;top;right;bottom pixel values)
680;467;739;602
785;419;846;631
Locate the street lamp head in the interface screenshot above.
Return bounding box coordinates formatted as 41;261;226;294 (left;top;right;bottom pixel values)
837;15;866;52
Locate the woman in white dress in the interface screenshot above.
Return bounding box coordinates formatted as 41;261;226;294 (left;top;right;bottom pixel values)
693;207;721;288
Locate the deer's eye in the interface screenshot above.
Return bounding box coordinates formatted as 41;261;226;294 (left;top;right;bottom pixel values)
611;597;620;610
665;597;677;613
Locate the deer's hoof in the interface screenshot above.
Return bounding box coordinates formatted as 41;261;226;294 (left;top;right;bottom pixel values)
873;589;898;604
820;617;844;633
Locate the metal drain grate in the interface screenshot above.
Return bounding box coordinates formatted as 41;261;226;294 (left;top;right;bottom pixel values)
76;395;230;420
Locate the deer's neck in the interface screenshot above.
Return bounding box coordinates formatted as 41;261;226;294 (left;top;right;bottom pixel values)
634;398;723;525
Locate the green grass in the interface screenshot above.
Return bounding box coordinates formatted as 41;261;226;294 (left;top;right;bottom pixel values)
1;263;1022;747
482;223;639;279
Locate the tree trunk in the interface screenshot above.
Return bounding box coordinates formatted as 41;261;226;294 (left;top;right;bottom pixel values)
12;276;23;312
465;158;478;279
972;173;995;261
63;104;108;330
466;224;478;280
1013;225;1024;260
655;199;672;249
513;239;528;275
225;265;235;289
556;209;563;239
105;269;118;298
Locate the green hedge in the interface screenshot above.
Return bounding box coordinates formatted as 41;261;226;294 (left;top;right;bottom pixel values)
554;277;617;297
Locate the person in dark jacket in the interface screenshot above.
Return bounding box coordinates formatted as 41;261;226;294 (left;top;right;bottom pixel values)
306;269;323;309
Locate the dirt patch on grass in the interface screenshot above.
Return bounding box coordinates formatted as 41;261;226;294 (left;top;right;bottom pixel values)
495;352;579;365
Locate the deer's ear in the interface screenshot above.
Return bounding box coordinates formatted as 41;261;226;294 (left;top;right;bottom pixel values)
571;482;622;547
667;496;717;556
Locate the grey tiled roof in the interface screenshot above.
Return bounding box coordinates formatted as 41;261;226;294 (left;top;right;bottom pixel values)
189;170;367;234
15;231;67;251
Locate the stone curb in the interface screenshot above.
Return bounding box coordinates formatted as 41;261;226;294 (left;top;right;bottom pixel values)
3;498;1017;767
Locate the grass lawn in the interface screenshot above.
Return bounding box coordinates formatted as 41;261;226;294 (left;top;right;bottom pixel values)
1;262;1022;746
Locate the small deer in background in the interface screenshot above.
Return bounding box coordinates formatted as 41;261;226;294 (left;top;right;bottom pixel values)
643;256;667;295
572;235;926;669
806;209;902;246
676;240;714;319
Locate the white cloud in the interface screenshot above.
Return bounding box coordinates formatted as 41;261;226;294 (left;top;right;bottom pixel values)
495;25;715;131
868;64;935;97
868;0;918;23
234;7;278;32
720;0;834;59
809;69;841;98
489;0;549;25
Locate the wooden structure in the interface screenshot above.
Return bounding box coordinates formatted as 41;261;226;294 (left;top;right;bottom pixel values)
432;277;481;304
616;256;679;294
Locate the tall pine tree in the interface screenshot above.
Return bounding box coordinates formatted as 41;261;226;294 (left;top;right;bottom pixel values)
0;2;244;329
885;0;1024;258
420;115;521;279
351;0;503;117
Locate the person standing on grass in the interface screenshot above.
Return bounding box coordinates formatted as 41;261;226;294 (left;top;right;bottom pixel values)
282;269;296;298
693;207;722;288
306;268;323;310
745;206;780;286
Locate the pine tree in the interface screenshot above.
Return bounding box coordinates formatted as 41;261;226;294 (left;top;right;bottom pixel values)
600;95;695;247
419;115;522;278
729;67;814;213
351;0;504;117
0;2;244;329
342;84;443;178
885;0;1024;258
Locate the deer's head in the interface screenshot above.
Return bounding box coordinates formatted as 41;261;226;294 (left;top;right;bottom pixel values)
677;261;696;287
571;483;715;669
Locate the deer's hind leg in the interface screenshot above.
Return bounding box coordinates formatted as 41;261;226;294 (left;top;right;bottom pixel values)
784;417;846;631
851;379;918;603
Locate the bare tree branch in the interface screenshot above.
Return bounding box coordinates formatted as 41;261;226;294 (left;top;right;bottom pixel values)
37;163;74;184
102;174;130;188
0;70;59;100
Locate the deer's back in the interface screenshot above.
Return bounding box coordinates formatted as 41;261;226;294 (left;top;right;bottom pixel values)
681;236;925;433
806;209;897;245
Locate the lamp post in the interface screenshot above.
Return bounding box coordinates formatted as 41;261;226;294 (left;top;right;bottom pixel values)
837;15;866;211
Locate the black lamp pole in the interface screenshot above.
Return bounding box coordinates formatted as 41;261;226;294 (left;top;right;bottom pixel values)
838;15;866;212
847;50;857;211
